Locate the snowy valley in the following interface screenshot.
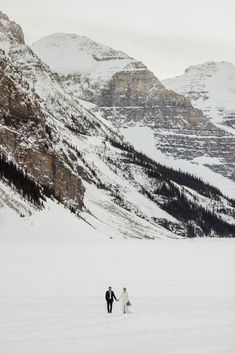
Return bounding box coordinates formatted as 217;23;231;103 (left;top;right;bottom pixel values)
0;8;235;353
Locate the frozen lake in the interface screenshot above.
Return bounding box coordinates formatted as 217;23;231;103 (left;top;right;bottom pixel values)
0;238;234;353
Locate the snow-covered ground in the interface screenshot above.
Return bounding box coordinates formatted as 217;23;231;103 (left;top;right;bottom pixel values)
0;234;234;353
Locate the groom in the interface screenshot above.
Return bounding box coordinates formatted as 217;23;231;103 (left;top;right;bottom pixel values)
105;286;118;313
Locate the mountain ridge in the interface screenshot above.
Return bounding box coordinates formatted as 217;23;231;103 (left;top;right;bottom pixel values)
32;34;235;186
0;12;234;238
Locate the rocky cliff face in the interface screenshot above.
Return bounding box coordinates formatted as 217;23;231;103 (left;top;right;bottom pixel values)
1;15;234;238
0;39;85;210
32;35;235;184
91;71;202;126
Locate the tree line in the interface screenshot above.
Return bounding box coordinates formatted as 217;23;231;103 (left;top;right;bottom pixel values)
108;138;235;237
0;154;44;207
109;137;233;202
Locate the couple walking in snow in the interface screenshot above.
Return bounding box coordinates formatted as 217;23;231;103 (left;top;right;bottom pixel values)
105;286;131;314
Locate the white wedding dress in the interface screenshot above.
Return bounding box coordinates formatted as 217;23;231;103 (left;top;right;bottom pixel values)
120;291;131;313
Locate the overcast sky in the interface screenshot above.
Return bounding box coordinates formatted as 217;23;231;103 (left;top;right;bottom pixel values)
0;0;235;79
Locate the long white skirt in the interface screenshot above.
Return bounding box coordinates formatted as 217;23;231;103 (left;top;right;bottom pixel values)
122;302;131;313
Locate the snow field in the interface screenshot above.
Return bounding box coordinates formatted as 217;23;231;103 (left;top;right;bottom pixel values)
0;238;234;353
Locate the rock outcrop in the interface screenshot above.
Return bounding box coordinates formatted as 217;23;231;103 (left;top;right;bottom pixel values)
0;10;24;43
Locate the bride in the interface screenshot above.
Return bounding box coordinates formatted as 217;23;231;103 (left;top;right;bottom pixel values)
119;287;131;314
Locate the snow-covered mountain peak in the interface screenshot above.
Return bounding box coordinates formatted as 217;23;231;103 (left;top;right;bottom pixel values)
184;61;234;75
163;61;235;128
0;10;24;44
32;33;145;76
34;32;129;59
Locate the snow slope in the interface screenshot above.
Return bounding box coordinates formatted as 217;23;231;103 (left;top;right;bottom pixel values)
121;125;235;199
32;33;145;78
0;181;176;241
0;236;234;353
163;61;235;131
0;178;105;241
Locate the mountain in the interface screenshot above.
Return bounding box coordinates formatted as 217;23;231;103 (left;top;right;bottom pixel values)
0;11;234;238
163;61;235;131
32;35;235;188
32;33;203;124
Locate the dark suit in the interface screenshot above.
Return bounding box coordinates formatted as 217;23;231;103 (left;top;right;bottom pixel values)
105;290;117;313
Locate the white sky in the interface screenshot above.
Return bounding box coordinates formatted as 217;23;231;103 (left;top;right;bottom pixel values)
0;0;235;79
